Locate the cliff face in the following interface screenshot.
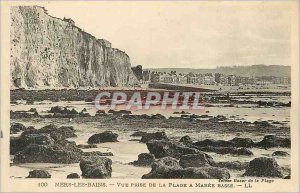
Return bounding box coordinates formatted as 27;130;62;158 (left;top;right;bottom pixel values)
10;6;139;89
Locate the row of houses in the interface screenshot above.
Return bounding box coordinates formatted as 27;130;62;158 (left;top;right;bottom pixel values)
142;71;290;86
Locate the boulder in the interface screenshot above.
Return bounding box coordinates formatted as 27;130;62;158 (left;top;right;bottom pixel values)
80;157;112;178
49;106;78;115
130;153;155;166
10;123;27;134
179;153;216;168
272;151;289;157
130;131;148;137
193;139;233;147
230;137;255;148
235;148;254;156
10;134;55;155
28;108;38;113
13;140;83;164
256;135;291;148
142;157;230;179
21;124;77;141
146;140;201;159
82;151;114;157
88;131;118;144
217;161;249;170
67;173;80;179
179;135;193;145
243;157;283;177
182;167;230;179
140;132;169;143
27;170;51;178
193;146;253;156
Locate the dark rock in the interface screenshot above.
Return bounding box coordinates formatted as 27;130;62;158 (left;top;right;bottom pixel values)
27;170;51;178
146;140;202;159
272;151;289;157
140;132;169;143
179;135;193;145
210;115;227;121
95;110;106;116
142;157;230;179
67;173;80;179
179;153;216;168
235;148;254;156
79;112;91;117
256;135;291;148
77;144;97;149
151;114;166;119
193;146;253;156
284;175;291;179
254;120;271;126
243;157;283;177
21;124;77;141
28;108;38;113
80;157;112;178
49;106;64;113
49;106;78;115
130;153;155;166
82;151;114;157
119;110;132;114
88;131;118;144
230;137;255;148
14;140;83;164
193;139;233;147
10;134;55;155
130;131;148;137
10;123;27;134
217;161;249;170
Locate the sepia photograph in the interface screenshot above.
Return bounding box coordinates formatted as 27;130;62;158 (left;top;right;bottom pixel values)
0;0;299;192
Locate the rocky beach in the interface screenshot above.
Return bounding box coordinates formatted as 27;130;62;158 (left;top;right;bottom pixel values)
9;89;291;179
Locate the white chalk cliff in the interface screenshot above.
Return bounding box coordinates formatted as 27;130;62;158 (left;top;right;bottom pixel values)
10;6;139;89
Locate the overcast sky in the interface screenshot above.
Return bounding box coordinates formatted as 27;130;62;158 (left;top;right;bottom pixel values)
44;1;294;69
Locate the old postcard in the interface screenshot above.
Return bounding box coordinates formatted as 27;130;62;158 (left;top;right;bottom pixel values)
0;0;299;192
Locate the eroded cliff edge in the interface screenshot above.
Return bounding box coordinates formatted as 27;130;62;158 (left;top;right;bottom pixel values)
10;6;139;89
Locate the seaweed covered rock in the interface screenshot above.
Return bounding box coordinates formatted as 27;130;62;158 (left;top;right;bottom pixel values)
193;139;233;147
216;161;249;170
10;134;55;155
130;131;148;137
21;124;77;141
256;135;291;148
88;131;118;144
10;122;27;134
67;173;80;179
130;153;155;167
179;153;216;168
27;170;51;178
179;135;193;145
146;140;201;159
243;157;283;178
272;151;289;157
230;137;255;148
140;132;169;143
142;157;230;179
13;140;83;164
193;146;253;156
80;157;112;178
